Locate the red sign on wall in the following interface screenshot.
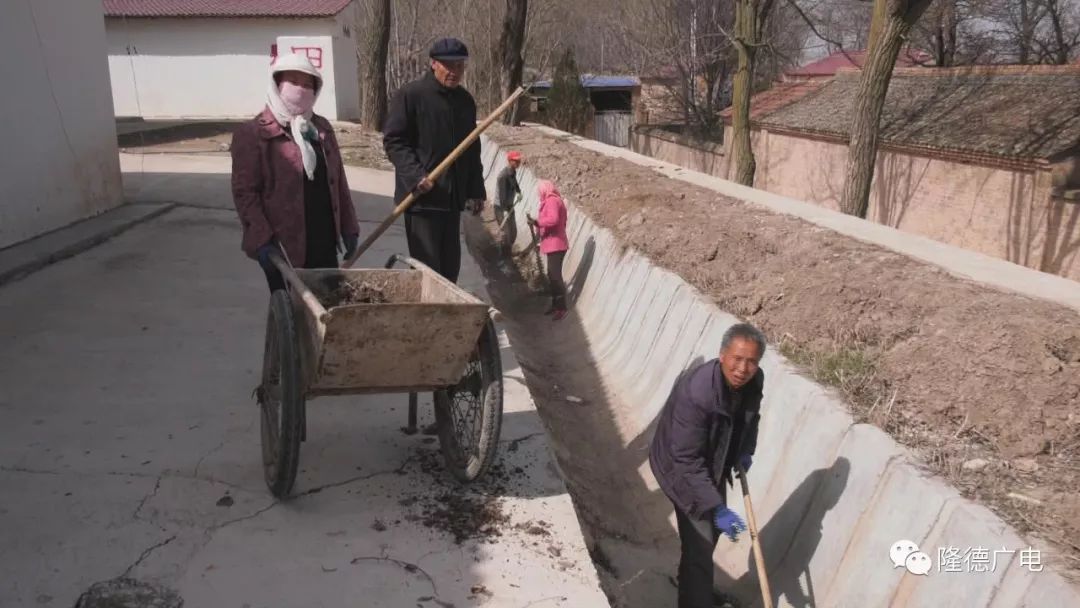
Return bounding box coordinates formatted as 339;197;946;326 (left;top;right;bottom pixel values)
291;46;324;68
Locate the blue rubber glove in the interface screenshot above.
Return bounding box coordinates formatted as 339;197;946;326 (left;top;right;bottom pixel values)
739;454;753;473
342;233;359;261
714;507;747;542
256;242;279;268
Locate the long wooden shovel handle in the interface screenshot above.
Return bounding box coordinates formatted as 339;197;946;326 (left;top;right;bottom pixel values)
342;85;529;268
738;466;774;608
498;193;524;230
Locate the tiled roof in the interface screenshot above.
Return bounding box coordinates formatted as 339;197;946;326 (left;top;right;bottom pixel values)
785;48;931;78
758;65;1080;162
720;79;829;123
103;0;353;18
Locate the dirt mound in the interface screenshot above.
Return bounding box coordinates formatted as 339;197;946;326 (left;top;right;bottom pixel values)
485;123;1080;576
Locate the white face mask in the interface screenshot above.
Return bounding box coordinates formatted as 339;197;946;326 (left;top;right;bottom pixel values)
279;81;316;115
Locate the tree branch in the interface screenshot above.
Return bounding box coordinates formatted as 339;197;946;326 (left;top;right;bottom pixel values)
783;0;855;59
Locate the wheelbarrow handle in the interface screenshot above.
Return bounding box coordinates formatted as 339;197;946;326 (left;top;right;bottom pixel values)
269;251;329;323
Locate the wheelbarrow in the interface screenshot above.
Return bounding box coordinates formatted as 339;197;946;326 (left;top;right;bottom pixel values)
255;253;503;498
255;86;527;498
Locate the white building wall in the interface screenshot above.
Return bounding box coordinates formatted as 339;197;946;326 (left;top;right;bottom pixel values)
0;0;122;249
106;12;359;120
334;1;362;120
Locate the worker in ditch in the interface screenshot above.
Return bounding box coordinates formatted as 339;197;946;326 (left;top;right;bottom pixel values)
526;180;569;320
383;37;487;284
495;151;523;250
649;323;766;607
230;52;360;291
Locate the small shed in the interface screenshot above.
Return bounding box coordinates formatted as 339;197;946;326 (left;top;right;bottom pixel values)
528;74;641;147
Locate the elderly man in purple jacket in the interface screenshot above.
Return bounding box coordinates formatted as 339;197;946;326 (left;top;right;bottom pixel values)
650;323;766;607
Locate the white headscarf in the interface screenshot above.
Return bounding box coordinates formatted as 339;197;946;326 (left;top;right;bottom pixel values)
267;53;323;180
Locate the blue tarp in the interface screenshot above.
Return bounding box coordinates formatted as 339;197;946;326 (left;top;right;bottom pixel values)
531;74;640;90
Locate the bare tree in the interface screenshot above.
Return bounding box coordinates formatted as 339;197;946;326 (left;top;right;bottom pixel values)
798;0;875;53
386;1;429;93
1038;0;1080;63
545;47;592;134
926;0;958;65
730;0;778;186
498;0;529;124
607;0;738;133
605;0;802;139
359;0;392;129
840;0;934;218
981;0;1080;64
1019;0;1044;62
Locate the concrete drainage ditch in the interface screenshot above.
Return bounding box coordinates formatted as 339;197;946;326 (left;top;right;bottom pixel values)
470;131;1080;608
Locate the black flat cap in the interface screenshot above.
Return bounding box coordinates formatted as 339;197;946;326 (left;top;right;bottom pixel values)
429;37;469;61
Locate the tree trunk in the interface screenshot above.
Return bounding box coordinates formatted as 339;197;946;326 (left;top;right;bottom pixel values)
1046;0;1071;64
945;2;958;65
840;0;933;218
498;0;528;125
933;1;957;66
730;0;757;187
1019;0;1034;64
360;0;392;130
867;0;889;51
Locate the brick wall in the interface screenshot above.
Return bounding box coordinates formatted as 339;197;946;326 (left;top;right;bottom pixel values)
630;125;1080;281
638;80;685;125
630;127;729;178
755;131;1080;281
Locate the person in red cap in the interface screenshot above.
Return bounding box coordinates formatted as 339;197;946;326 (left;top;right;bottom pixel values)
495;151;523;249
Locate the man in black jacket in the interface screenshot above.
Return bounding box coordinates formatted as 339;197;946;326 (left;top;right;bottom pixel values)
383;37;486;283
649;323;766;608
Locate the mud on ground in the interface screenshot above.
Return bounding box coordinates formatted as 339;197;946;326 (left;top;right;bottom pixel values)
483;124;1080;577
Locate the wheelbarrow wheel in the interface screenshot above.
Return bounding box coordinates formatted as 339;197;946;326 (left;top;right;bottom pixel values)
434;319;503;482
258;289;304;498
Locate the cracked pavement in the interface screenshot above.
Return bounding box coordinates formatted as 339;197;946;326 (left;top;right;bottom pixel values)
0;154;607;607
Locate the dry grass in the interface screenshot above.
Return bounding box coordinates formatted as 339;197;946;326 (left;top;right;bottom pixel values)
776;338;897;428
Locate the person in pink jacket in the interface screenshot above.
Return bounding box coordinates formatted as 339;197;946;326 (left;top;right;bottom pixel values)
527;180;570;321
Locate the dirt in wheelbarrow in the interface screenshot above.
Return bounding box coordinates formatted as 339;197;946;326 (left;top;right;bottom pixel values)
318;279;390;308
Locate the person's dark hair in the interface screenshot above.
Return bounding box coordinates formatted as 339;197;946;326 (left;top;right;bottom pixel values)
720;323;766;357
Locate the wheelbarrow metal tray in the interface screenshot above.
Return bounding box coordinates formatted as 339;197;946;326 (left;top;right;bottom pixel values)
291;268;489;394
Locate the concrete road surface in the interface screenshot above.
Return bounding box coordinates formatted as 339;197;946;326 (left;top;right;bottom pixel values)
0;153;606;607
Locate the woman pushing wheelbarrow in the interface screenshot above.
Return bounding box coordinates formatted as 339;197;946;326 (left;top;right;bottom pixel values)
227;49;528;498
230;52;360;291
